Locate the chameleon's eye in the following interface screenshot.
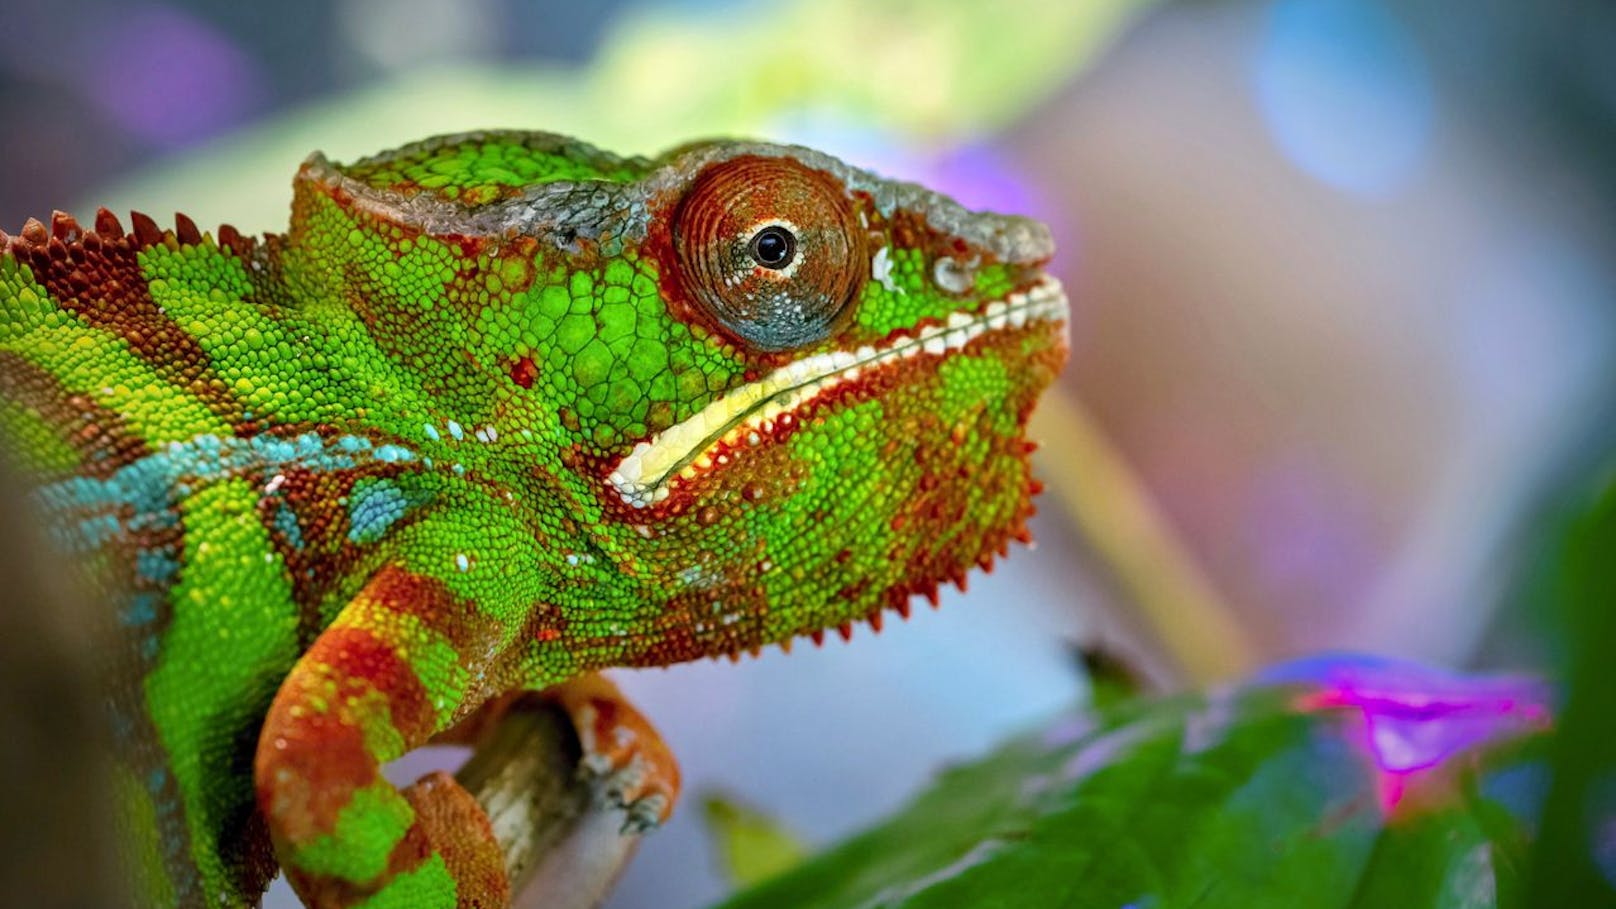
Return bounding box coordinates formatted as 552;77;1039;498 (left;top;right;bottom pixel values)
675;155;865;353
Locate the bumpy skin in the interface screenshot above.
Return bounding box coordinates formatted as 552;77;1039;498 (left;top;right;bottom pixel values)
0;131;1067;908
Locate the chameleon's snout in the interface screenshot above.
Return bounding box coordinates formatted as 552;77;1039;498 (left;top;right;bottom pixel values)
978;212;1055;267
891;179;1056;268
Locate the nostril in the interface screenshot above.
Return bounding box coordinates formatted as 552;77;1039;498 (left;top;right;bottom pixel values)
932;255;978;295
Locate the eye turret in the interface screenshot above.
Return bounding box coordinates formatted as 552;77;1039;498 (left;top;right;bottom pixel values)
674;156;865;352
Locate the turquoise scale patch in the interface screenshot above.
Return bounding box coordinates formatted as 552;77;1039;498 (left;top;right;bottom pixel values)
136;549;181;584
347;477;430;544
274;504;305;550
31;432;418;552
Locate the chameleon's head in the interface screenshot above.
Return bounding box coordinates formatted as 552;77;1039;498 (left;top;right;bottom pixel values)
307;132;1066;664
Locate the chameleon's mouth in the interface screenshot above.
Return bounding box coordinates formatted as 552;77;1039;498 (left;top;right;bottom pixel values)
608;276;1068;508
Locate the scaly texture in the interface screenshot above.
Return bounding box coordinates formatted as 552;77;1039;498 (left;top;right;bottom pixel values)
0;130;1067;908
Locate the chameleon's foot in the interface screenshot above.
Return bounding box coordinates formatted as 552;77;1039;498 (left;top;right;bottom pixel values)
447;678;678;909
547;674;680;834
587;757;672;835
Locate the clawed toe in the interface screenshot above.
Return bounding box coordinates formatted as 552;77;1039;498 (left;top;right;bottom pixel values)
578;752;674;833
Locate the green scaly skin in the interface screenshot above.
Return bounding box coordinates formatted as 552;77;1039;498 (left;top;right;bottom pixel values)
0;131;1067;908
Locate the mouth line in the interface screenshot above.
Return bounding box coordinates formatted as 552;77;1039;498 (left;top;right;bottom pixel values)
608;276;1069;508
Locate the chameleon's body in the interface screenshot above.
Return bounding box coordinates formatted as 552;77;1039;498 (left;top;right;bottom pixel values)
0;132;1066;908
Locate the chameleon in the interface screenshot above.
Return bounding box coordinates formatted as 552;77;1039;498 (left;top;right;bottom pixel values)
0;130;1067;908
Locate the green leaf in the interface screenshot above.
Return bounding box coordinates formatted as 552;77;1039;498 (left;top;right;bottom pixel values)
1525;467;1616;907
701;792;812;889
710;658;1550;909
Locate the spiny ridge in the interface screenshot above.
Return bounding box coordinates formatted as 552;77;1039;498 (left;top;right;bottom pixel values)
760;525;1033;659
50;211;82;242
94;208;123;237
6;207;260;258
174;212;201;246
129;211;163;248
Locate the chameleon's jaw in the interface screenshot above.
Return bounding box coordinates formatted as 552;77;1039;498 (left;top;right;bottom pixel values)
607;275;1068;508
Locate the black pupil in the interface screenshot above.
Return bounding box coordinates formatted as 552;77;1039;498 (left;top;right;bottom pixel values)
749;226;796;269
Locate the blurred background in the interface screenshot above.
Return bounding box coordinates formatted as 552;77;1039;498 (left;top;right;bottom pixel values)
2;1;1613;907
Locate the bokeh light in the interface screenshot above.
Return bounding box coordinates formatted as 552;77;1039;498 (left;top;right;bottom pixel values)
82;5;264;148
1253;0;1434;197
